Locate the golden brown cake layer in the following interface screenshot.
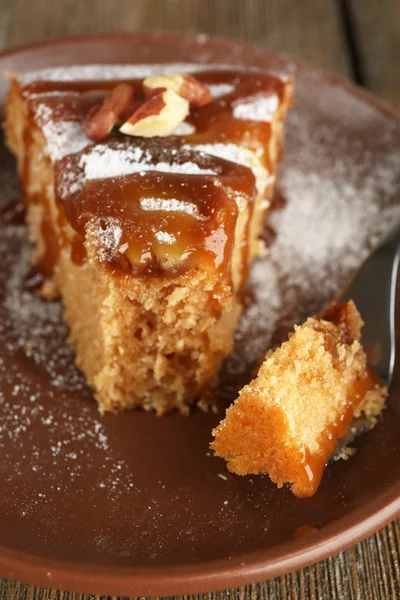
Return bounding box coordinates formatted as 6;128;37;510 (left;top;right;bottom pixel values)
4;64;293;413
211;301;387;497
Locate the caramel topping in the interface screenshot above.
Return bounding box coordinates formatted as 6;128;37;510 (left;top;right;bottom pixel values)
322;301;363;345
187;71;285;171
64;172;239;277
20;68;286;278
23;69;286;172
293;525;319;538
296;367;380;498
289;300;383;498
56;139;255;277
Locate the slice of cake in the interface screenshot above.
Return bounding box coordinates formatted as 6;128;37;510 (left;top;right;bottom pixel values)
4;64;293;414
211;301;387;497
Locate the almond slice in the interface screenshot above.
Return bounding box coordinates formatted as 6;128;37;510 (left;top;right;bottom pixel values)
119;89;190;138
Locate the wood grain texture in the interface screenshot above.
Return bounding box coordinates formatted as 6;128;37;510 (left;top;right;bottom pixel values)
0;0;399;599
1;0;351;76
348;0;400;109
0;7;10;50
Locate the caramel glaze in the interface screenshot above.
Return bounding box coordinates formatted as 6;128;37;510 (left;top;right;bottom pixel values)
298;367;380;498
21;112;58;277
296;303;383;498
293;525;319;538
20;69;287;279
189;71;285;172
64;171;244;278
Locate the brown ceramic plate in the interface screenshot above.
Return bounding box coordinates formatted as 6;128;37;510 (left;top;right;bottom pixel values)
1;32;400;597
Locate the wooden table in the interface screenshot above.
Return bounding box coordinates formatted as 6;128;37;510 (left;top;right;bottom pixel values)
0;0;399;598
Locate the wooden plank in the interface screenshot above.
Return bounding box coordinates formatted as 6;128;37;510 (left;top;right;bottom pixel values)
1;0;351;77
0;9;10;51
348;0;400;108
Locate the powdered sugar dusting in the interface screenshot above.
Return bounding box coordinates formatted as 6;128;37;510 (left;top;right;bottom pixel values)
208;83;236;98
155;231;176;244
18;63;271;86
140;197;203;218
91;218;124;262
41;120;92;161
34;102;92;161
81;145;144;180
19;63;205;85
0;204;273;553
0;219;136;505
57;145;218;200
2;63;400;563
22;63;285;191
233;94;280;122
226;80;400;381
192;142;270;193
80;145;215;181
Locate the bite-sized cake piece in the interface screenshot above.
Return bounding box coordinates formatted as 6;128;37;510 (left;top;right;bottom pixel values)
211;301;387;497
4;64;293;414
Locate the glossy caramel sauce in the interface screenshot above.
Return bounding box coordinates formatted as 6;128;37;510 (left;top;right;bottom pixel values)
293;525;319;538
189;71;285;171
297;368;378;498
66;172;239;276
294;302;383;498
20;68;287;279
39;196;61;277
297;371;380;498
59;138;255;277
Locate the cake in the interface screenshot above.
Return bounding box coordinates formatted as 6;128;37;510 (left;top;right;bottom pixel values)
211;301;387;497
4;64;293;414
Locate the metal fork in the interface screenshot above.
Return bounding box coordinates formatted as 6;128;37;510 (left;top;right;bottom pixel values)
339;219;400;388
330;219;400;456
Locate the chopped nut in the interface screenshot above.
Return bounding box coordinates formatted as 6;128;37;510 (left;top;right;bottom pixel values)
179;74;213;107
143;73;212;108
143;74;182;95
85;83;138;142
85;73;211;141
119;88;189;138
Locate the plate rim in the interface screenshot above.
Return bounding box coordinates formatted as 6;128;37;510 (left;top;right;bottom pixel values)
1;487;399;595
1;31;400;596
